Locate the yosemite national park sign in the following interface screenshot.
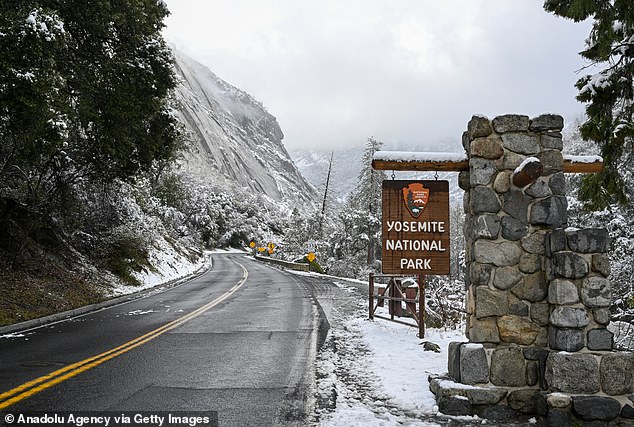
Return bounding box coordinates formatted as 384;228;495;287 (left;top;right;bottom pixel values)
382;180;450;275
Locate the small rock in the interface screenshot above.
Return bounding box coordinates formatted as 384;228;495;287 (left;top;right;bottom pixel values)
508;389;547;415
470;186;501;214
501;133;541;155
546;352;599;393
552;251;589;279
588;328;613;351
460;343;489;384
600;352;634;395
468;116;492;139
581;276;611;307
550;306;589;328
547;392;571;409
622;404;634;419
471;136;504;159
490;346;526;387
421;341;441;353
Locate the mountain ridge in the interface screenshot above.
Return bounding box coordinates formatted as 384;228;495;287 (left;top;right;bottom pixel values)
172;48;318;208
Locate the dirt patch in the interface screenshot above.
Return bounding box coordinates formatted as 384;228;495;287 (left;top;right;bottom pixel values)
0;260;107;326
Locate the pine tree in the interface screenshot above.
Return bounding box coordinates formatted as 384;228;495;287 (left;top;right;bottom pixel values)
544;0;634;209
0;0;182;266
0;0;180;213
346;137;386;266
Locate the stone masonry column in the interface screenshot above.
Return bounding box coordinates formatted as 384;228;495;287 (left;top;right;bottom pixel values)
432;114;634;424
461;113;565;353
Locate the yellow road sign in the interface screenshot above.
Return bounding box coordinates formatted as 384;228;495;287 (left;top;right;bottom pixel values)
307;252;316;262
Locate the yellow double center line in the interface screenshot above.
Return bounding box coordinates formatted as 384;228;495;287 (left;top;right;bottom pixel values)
0;262;248;410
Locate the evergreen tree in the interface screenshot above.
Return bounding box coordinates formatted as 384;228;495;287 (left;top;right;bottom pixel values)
544;0;634;209
344;137;386;268
0;0;179;214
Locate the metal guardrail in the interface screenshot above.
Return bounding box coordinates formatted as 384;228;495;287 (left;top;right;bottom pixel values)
254;255;310;272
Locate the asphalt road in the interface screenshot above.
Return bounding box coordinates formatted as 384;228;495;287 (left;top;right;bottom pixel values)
0;253;328;426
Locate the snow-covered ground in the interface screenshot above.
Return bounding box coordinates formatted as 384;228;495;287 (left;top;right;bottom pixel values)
310;277;473;426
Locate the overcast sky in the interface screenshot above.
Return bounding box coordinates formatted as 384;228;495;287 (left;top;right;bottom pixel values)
163;1;593;152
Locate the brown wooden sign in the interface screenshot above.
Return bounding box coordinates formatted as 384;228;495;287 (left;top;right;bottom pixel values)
382;180;450;275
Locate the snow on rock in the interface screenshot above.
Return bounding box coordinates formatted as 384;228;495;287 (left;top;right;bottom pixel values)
514;156;540;174
609;321;634;351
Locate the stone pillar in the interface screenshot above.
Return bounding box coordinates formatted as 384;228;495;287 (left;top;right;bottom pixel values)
546;228;613;352
461;113;565;351
431;114;634;424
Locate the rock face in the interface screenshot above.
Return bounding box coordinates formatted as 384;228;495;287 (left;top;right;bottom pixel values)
172;48;318;206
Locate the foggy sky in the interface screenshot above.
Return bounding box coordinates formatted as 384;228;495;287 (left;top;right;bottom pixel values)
163;0;594;152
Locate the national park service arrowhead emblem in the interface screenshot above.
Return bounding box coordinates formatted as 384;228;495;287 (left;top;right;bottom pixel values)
402;182;429;218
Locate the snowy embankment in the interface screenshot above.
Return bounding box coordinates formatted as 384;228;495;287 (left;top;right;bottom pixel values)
108;237;244;297
108;237;204;296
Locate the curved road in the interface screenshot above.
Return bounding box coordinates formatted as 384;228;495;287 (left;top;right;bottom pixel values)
0;254;327;426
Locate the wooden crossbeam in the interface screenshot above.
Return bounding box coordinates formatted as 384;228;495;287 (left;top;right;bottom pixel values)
563;158;604;174
371;153;603;174
372;159;469;172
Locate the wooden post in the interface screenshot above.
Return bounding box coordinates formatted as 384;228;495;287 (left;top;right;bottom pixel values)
377;287;385;307
419;274;426;338
405;287;417;319
512;158;543;188
387;280;391;317
393;279;403;317
369;273;374;320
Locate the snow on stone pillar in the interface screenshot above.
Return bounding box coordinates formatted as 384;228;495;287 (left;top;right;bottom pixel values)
433;114;634;423
460;113;565;349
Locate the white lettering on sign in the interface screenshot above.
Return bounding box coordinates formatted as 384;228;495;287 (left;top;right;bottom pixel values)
400;258;432;270
385;239;447;252
386;220;445;233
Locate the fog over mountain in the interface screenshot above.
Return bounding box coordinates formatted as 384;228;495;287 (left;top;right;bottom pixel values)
289;146;363;203
172;48;318;207
290;144;464;206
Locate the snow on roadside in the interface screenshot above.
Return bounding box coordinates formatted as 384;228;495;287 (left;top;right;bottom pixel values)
106;241;247;297
358;317;467;415
107;237;202;296
315;278;468;426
